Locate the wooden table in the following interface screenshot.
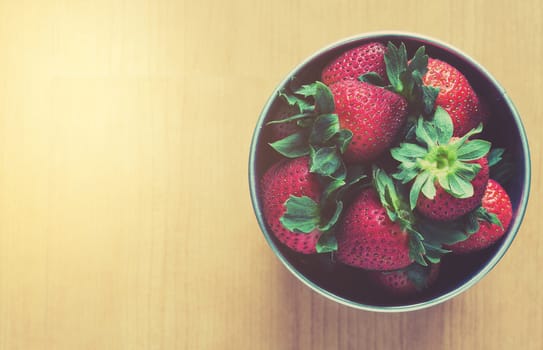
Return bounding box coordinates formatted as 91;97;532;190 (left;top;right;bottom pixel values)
0;1;541;349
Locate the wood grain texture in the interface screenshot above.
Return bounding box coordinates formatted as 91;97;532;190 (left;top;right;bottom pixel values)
0;0;541;349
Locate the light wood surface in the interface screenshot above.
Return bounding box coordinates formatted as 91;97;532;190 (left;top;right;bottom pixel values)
0;1;541;349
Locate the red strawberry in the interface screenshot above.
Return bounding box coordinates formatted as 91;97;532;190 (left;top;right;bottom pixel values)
260;156;322;254
446;179;513;253
423;58;488;136
330;80;408;163
391;108;491;221
321;42;387;86
336;187;412;271
417;156;489;221
369;263;440;296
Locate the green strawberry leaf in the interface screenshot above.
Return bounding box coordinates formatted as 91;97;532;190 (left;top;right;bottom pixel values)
373;167;428;265
408;46;428;78
474;206;503;229
296;81;335;115
408;229;427;266
322;179;346;202
409;170;432;209
403;116;418;141
383;186;399;222
280;195;321;233
333;129;353;154
335;164;369;199
358;72;387;86
422;85;440;115
278;90;314;114
423;241;451;254
446;172;474;199
405;263;433;291
456;139;491;161
465;211;481;234
421;174;436;200
422;240;452;264
431;106;454;145
295;83;319;97
373;167;401;215
423;247;448;264
316;233;338;253
309;146;341;177
384;42;408;93
417;218;469;247
454;162;481;182
393;108;490;207
319;200;343;231
331;160;347;181
266;112;313;125
451;123;484;150
269;131;310;158
390;142;427;163
432;207;501;246
309;114;340;145
399;70;416;101
423;118;441;144
415;116;436;147
318;166;368;248
345;164;368;186
393;162;419;184
487;148;505;167
435;171;450;191
314;82;336;115
378;185;399;221
373;166;418;232
380;42;439;120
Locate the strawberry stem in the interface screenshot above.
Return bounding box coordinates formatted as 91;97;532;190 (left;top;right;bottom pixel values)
391;107;490;207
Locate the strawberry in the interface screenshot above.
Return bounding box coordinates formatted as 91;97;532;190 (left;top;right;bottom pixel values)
423;58;488;136
417;156;489;221
336;187;412;270
263;82;372;255
368;263;440;296
391;107;491;221
260;156;322;254
446;179;513;253
321;42;387;86
329;80;408;163
335;168;428;270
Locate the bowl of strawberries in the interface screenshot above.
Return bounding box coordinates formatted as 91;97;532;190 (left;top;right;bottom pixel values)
249;32;530;311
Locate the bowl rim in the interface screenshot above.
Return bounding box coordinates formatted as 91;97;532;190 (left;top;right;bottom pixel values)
248;31;531;312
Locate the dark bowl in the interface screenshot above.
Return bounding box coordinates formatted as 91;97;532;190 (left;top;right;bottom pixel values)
248;32;530;312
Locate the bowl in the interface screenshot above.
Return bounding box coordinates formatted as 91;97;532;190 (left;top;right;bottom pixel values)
248;32;530;312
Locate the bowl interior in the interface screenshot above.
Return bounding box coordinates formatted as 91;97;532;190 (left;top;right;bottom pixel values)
249;33;530;311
